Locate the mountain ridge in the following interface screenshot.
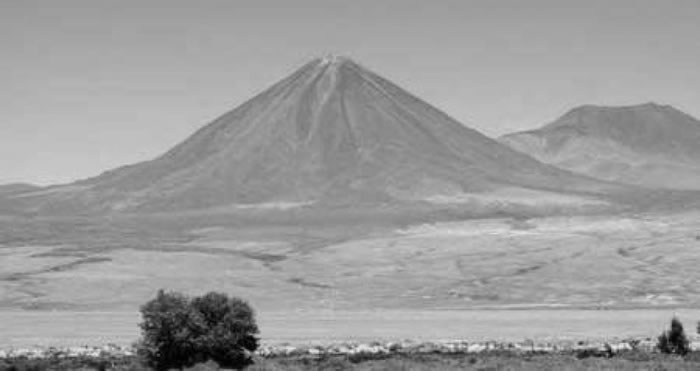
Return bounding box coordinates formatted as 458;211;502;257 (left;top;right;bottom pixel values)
500;103;700;189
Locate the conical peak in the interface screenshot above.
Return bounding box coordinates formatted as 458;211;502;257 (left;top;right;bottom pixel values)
318;54;353;66
298;54;371;100
38;55;622;214
315;54;355;76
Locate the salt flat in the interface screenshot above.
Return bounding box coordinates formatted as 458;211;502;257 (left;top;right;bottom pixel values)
2;309;700;348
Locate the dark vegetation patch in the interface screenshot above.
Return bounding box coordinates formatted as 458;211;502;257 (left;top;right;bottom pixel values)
507;218;535;230
240;252;287;263
44;257;112;273
0;355;143;371
20;301;83;311
467;293;501;301
617;247;631;257
6;351;700;371
287;277;333;289
514;264;544;275
0;257;112;283
251;351;700;371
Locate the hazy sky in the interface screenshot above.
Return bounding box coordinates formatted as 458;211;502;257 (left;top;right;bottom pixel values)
2;0;699;185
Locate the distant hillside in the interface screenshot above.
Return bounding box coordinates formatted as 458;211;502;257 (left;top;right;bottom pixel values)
500;103;700;190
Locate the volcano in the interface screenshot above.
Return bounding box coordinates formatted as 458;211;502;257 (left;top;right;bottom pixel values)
18;56;618;214
500;103;700;190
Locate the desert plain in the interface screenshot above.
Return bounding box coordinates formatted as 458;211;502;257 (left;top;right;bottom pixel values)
2;206;700;348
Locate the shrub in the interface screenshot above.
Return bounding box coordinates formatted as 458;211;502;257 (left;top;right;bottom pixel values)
575;348;607;359
657;317;689;355
138;290;259;370
190;292;260;369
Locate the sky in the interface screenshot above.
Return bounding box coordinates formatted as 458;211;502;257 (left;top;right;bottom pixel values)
2;0;699;185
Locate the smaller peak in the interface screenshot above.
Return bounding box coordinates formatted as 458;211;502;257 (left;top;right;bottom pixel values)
631;102;671;111
560;104;603;118
571;104;599;111
569;102;672;115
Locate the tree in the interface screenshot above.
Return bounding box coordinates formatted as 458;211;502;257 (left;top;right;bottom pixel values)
138;290;204;370
657;316;689;355
190;292;260;369
138;290;259;370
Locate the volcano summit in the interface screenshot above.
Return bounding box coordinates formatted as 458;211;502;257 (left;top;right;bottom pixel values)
18;56;616;214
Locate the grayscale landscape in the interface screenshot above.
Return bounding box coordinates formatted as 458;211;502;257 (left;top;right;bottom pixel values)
2;55;700;346
2;1;700;370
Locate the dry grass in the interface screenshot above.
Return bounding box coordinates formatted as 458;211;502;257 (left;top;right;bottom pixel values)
8;352;699;371
248;353;700;371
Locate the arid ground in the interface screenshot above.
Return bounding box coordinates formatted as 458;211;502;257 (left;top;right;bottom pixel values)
2;209;700;348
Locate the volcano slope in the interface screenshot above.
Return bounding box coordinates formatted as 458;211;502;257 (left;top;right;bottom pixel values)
13;56;622;216
0;184;39;196
500;103;700;190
